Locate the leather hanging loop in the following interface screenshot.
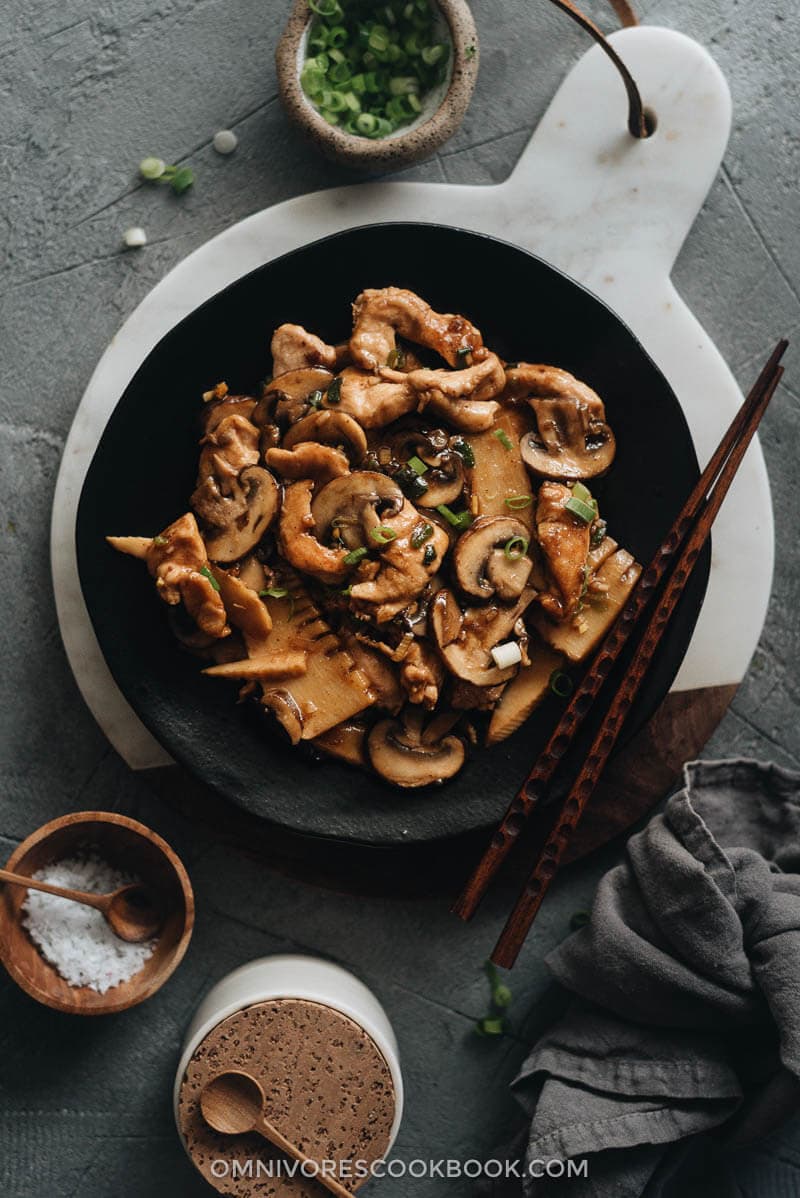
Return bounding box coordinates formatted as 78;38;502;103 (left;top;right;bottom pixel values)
545;0;648;138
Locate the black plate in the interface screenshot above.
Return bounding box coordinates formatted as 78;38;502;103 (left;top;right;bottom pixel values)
76;224;709;847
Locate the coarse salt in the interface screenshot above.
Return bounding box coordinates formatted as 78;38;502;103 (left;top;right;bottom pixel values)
21;853;157;993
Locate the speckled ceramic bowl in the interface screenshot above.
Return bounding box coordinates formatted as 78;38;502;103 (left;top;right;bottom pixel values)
275;0;479;171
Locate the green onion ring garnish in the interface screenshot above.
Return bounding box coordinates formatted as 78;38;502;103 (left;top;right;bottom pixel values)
503;536;528;561
504;494;532;510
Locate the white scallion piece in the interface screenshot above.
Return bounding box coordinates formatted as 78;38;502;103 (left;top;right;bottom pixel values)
213;129;238;155
123;226;147;249
491;641;522;670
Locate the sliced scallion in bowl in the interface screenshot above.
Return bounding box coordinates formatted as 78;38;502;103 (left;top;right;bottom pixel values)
300;0;452;138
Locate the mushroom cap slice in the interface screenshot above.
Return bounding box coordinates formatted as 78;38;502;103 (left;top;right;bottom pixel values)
367;711;465;788
430;587;536;686
522;397;616;480
310;471;404;549
203;466;280;563
283;408;368;464
453;516;533;601
254;367;335;428
390;428;465;508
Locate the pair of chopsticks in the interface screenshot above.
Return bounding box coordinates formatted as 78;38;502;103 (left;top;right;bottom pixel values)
453;340;788;968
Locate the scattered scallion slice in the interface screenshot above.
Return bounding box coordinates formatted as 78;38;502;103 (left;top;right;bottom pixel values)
504;493;532;510
387;346;406;369
564;496;596;524
307;389;324;408
455;345;472;367
326;377;342;404
411;522;434;548
422;543;436;565
200;565;220;592
344;546;368;565
451;436;475;468
572;481;594;504
549;669;573;698
475;1016;506;1037
407;454;428;476
436;503;472;531
486;961;512;1009
152;534;168;546
259;587;289;599
503;536;528;561
370;525;398;544
395;465;428;500
591;518;608;547
492;428;513;451
301;0;451;139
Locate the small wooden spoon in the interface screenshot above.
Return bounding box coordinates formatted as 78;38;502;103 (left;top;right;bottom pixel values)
200;1070;353;1198
0;868;162;943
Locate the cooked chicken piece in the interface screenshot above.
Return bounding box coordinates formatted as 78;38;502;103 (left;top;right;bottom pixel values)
535;482;591;619
349;499;449;622
351;287;485;371
383;353;505;433
196;413;260;487
334;366;417;428
266;442;349;485
277;479;350;582
108;513;229;639
270;323;337;376
399;640;445;709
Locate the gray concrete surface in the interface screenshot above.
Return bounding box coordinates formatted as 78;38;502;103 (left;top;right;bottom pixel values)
1;0;799;1194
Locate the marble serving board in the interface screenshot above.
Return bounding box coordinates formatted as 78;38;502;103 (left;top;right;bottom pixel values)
51;25;772;865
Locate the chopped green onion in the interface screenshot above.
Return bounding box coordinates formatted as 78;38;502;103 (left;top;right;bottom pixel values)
572;481;594;504
152;534;168;546
564;496;596;524
343;546;368;565
200;565;220;592
407;454;428;476
389;75;420;95
169;166;195;195
485;961;512;1009
451;437;475;468
411;522;434;548
436;504;472;531
259;587;289;599
395;465;428;500
570;910;591;931
307;389;324;408
475;1016;506;1037
421;42;446;65
550;669;573;698
422;543;436;565
591;518;608;548
326;377;342;404
493;428;513;451
370;525;398;544
455;345;472;367
387;346;406;369
503;536;528;561
355;112;379;135
504;493;532;510
139;156;166;180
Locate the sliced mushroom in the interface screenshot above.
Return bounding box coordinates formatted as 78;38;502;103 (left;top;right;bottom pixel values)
453;516;533;601
367;708;465;787
390;428;465;508
430;587;536;686
201;394;257;435
387;353;505;433
311;471;404;550
277;479;350;581
266;442;349;486
270;323;337;376
254;367;335;428
507;365;616;480
535;481;591;620
333;367;417;428
351;287;485;371
200;467;280;563
282;408;367;464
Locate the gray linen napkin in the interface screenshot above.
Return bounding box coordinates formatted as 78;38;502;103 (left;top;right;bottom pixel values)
510;758;800;1197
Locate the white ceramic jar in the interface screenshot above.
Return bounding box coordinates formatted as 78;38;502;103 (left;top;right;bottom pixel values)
174;954;403;1161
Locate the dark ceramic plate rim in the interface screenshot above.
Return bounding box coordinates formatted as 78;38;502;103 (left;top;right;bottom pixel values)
77;221;709;847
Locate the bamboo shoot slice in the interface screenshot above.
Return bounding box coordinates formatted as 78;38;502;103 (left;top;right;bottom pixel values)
465;407;536;532
532;549;642;662
487;641;564;745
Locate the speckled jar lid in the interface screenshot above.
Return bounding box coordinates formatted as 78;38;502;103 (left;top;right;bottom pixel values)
177;998;397;1196
275;0;479;171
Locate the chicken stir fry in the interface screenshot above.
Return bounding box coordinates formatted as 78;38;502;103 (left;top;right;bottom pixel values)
108;288;640;788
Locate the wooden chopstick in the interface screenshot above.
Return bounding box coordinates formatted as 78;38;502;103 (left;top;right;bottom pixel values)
491;354;785;968
452;340;788;924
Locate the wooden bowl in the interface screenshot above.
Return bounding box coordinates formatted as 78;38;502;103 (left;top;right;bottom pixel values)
0;811;194;1015
275;0;479;171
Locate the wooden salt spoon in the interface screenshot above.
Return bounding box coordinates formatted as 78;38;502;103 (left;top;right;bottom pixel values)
200;1070;353;1198
0;868;162;943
